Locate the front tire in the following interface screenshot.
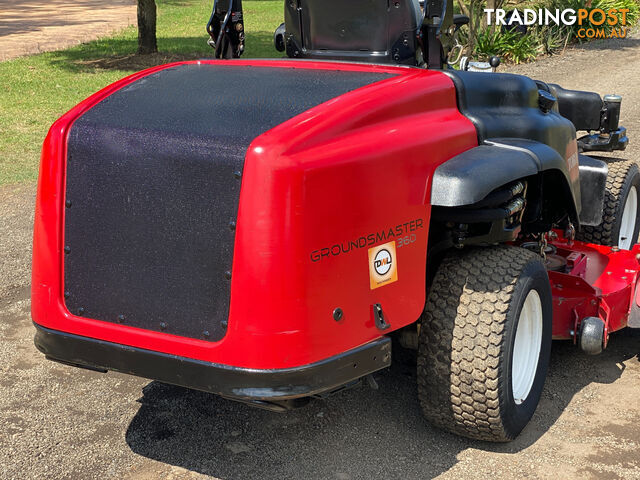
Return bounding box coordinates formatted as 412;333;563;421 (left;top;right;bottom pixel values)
577;158;640;249
417;246;553;442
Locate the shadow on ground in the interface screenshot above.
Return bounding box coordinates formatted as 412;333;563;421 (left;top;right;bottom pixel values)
34;29;640;77
125;329;639;479
43;32;279;73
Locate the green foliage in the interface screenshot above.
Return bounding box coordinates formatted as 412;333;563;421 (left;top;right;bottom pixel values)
598;0;640;25
473;29;538;64
535;0;639;46
467;0;640;63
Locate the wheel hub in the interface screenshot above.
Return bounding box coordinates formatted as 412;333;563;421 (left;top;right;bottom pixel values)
619;185;637;250
512;290;543;405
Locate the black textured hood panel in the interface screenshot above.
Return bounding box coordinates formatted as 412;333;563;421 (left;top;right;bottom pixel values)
64;63;393;341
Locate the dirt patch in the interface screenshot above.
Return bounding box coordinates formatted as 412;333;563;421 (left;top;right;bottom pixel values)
74;52;206;72
0;0;136;61
0;183;35;302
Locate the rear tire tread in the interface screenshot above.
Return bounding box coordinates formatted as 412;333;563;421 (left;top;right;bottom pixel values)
417;246;539;442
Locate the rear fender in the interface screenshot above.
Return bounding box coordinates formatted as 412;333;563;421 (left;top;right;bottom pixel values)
577;155;608;226
430;139;580;225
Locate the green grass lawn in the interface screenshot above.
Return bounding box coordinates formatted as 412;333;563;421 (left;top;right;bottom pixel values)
0;0;282;186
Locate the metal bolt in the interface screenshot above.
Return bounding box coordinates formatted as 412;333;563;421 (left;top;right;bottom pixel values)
203;330;210;338
117;314;125;323
65;200;72;208
333;308;343;321
233;171;242;179
229;221;236;231
78;307;85;315
221;319;228;328
64;291;70;299
224;271;232;280
64;246;71;254
160;322;167;331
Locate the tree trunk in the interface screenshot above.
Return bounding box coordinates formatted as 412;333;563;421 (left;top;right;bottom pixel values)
137;0;157;54
485;0;496;30
484;0;505;32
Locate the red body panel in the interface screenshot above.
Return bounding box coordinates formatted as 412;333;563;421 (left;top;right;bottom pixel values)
546;236;640;341
32;60;478;369
33;59;639;372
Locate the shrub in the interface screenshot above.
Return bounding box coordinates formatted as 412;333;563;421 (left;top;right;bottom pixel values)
463;0;640;63
534;0;639;46
473;28;538;63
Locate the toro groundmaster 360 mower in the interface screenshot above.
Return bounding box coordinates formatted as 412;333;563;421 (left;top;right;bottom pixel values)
33;0;638;442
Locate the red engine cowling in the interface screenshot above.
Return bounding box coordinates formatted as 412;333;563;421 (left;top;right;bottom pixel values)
31;60;477;391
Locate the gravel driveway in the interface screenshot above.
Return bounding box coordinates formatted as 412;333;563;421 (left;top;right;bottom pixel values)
1;35;640;480
0;0;135;61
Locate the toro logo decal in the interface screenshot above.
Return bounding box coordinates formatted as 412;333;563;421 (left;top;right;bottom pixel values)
368;241;398;290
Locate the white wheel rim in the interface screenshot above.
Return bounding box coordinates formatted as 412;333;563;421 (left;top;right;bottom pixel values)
512;290;543;405
619;186;638;250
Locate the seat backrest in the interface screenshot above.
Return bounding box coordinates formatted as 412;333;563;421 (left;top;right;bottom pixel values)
284;0;422;65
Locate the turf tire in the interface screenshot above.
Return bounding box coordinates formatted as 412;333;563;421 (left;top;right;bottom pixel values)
417;246;552;442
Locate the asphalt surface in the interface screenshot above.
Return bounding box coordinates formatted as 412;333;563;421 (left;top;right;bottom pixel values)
2;34;640;480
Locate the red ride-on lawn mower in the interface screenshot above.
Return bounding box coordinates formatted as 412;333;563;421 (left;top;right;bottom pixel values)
33;0;637;442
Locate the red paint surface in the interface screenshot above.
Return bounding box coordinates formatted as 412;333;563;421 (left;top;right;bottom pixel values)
547;236;640;340
33;59;640;369
31;60;478;369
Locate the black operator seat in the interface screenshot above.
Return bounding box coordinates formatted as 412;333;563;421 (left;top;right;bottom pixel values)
279;0;423;65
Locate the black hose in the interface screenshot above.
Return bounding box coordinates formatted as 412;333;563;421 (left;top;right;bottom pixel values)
472;182;524;209
432;197;525;223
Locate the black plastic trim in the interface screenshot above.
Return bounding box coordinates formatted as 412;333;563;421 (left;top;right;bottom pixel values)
33;324;391;401
431;139;579;221
430;144;537;207
443;70;581;221
578;155;608;226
